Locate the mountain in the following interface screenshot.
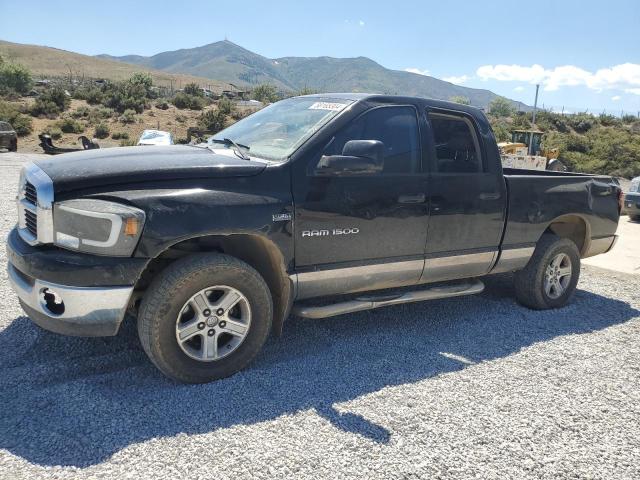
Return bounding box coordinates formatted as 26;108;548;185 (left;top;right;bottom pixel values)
0;40;226;90
99;40;524;109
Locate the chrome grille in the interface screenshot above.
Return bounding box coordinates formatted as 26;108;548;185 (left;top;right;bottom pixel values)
24;209;38;236
17;163;54;245
24;181;37;204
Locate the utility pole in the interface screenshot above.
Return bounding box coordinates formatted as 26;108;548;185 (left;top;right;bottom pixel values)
528;84;540;156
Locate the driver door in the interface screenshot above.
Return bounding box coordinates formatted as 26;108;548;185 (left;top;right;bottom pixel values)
292;104;430;298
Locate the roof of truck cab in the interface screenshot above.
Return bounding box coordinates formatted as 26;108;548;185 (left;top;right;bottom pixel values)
299;93;486;116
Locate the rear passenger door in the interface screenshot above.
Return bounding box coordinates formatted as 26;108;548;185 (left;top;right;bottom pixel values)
423;110;506;282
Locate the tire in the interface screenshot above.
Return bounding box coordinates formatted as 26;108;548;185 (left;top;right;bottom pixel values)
514;234;580;310
10;139;17;152
138;253;272;383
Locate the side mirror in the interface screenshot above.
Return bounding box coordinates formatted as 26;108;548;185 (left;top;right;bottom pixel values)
315;140;384;175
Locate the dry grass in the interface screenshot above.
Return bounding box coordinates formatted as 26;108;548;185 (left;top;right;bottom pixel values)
0;40;226;92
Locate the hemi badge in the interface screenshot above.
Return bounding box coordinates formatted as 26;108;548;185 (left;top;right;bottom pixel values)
272;213;292;222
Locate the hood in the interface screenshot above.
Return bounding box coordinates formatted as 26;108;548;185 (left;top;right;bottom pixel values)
34;145;266;193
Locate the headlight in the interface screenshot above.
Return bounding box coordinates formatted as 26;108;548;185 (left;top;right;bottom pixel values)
53;199;145;256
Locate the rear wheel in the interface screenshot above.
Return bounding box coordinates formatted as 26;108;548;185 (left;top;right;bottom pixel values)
514;234;580;310
9;138;17;152
138;253;272;383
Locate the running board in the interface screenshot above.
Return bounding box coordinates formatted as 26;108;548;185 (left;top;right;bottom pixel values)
292;279;485;319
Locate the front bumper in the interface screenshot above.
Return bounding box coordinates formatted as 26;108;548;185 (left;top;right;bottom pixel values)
6;227;145;337
8;264;133;336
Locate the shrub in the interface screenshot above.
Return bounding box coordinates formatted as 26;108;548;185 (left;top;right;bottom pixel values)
621;114;638;124
74;86;104;105
449;95;470;105
0;62;33;94
42;126;62;140
173;92;204;110
511;112;531;130
183;83;203;97
71;106;90;118
119;138;137;147
118;109;137;124
0;100;32;136
197;109;226;133
101;74;154;113
58;117;85;134
251;84;278;103
30;88;70;116
490;119;510;142
155;101;169;110
175;114;187;123
11;113;33;136
488;97;514;118
566;113;594;133
217;97;234;115
94;123;110;139
598;114;619;127
111;131;129;140
231;108;255;121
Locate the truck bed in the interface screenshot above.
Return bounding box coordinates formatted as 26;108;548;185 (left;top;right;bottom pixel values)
499;168;620;257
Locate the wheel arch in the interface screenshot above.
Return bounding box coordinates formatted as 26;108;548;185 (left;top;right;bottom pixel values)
542;214;591;257
134;234;293;335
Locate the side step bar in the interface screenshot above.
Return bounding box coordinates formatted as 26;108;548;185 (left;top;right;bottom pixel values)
292;279;485;319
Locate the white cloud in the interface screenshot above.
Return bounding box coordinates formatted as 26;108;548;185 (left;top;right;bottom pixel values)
612;95;621;101
514;86;525;92
442;75;469;85
359;20;365;26
625;88;640;95
476;62;640;93
405;67;430;76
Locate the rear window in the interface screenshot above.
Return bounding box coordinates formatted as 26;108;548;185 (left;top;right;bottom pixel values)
0;122;12;131
630;178;640;193
429;113;482;173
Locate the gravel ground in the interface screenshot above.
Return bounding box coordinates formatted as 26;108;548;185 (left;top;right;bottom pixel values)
1;154;639;479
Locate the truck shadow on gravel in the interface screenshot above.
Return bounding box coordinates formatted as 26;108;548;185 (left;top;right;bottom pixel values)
1;273;638;468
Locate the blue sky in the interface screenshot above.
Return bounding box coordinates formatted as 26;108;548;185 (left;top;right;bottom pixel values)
1;0;639;113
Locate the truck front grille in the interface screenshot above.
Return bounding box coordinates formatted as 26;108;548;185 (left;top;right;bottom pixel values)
24;209;38;236
24;181;37;204
17;163;54;245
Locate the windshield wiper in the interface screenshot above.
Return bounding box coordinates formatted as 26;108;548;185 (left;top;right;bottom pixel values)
210;138;250;161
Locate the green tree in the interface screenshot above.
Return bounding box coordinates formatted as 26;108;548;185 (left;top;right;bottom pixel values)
0;62;33;94
129;72;153;96
449;95;470;105
251;84;278;103
488;96;514;117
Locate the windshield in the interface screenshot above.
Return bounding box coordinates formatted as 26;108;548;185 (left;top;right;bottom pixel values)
208;97;353;161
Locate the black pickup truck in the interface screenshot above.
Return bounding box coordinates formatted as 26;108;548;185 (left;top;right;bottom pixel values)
7;94;622;383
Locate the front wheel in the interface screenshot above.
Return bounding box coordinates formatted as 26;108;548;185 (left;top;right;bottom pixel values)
514;234;580;310
138;253;273;383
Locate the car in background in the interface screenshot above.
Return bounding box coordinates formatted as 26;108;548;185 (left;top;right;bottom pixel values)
623;176;640;221
0;121;17;152
137;129;173;146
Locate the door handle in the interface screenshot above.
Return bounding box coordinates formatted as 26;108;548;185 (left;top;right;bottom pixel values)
478;192;501;200
398;193;426;204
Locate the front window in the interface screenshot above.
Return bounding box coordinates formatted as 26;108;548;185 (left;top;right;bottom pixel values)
208;97;353;161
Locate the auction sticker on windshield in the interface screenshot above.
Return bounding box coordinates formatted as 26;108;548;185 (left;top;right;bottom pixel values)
308;102;345;111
